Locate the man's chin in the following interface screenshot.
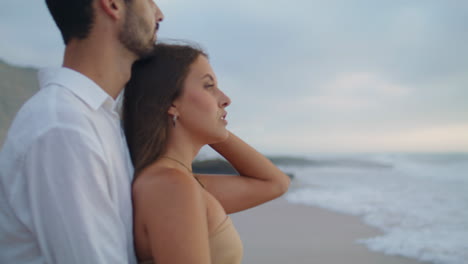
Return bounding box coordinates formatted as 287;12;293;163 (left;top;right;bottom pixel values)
129;42;155;60
139;43;156;59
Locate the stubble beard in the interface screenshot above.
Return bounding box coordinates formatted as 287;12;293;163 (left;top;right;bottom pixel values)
119;6;155;59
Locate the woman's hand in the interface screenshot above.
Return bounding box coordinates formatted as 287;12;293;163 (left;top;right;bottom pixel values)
195;132;290;214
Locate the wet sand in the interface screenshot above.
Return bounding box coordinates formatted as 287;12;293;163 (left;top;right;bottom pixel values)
231;196;429;264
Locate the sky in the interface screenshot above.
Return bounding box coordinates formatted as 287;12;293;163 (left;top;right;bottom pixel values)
1;0;467;154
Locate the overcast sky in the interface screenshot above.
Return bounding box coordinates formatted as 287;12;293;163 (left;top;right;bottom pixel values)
1;0;467;154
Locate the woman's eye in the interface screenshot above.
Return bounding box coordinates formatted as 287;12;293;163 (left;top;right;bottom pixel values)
204;84;215;89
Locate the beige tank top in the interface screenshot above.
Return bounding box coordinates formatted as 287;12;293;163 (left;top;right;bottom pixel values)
139;216;243;264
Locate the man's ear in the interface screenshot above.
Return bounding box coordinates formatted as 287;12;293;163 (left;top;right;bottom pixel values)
99;0;125;20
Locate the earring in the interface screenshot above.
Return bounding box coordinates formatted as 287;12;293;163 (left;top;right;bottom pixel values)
172;115;178;127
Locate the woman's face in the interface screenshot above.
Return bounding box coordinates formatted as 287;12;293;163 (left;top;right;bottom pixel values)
172;55;231;144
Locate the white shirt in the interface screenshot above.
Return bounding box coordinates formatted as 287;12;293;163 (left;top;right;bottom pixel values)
0;67;137;264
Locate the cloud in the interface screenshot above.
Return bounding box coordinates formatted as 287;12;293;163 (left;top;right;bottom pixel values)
1;0;467;153
0;1;63;67
247;122;468;154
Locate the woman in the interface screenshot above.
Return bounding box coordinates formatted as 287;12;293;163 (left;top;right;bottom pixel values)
123;43;290;264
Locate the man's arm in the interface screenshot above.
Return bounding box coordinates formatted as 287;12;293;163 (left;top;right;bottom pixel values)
22;127;130;263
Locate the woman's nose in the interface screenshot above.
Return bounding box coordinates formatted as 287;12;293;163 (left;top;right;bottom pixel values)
220;91;231;108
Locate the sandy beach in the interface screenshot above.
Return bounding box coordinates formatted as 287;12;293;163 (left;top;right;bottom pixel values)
231;195;429;264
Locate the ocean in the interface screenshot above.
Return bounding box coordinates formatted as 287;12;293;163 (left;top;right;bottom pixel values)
281;153;468;264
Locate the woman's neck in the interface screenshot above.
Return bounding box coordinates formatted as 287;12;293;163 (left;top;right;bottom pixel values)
163;132;204;170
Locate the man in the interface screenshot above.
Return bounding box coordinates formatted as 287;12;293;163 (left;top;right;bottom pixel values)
0;0;164;263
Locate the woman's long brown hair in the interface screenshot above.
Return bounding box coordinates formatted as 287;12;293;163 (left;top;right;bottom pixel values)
123;43;206;175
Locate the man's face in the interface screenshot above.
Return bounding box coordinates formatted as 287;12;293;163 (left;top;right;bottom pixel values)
119;0;164;58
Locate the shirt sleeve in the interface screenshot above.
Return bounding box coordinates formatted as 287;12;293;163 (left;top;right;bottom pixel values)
22;126;130;264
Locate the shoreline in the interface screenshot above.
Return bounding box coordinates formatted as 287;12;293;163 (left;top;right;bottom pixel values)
230;196;430;264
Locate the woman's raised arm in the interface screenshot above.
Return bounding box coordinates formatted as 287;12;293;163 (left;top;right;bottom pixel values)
195;132;290;214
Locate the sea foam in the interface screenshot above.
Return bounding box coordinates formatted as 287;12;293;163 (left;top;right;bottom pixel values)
284;153;468;264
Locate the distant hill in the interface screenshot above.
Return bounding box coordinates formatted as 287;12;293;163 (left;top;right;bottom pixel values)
0;60;39;146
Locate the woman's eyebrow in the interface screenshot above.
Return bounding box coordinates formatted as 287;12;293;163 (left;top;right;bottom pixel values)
201;74;214;81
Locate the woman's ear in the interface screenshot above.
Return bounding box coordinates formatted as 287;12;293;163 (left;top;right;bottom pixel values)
167;103;178;116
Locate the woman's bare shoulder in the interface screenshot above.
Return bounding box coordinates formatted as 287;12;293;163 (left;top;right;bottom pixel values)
132;166;202;204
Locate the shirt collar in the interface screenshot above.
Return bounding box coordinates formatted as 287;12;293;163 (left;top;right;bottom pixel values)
38;67;115;111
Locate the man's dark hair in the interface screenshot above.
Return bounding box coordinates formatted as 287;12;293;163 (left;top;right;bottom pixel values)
45;0;95;44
